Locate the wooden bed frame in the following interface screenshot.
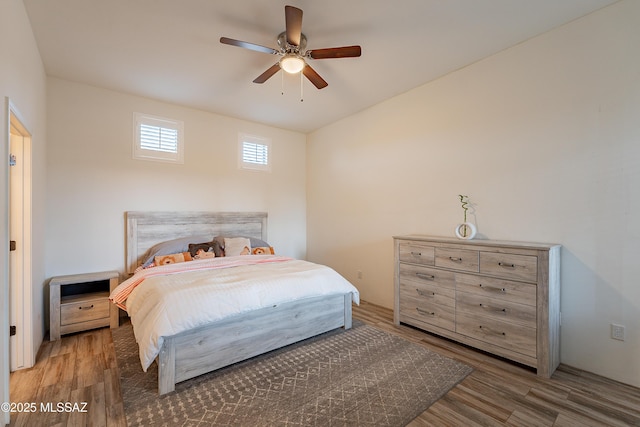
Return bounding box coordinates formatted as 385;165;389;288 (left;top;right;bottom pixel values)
125;211;353;395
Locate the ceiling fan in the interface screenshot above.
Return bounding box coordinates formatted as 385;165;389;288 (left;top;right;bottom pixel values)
220;5;362;89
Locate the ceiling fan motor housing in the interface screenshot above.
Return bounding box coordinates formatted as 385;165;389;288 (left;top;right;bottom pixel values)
278;31;307;53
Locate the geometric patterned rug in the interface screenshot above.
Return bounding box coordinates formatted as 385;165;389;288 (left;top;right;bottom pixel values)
113;320;472;427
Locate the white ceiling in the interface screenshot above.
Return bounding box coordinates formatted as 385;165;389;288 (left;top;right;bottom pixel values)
24;0;618;133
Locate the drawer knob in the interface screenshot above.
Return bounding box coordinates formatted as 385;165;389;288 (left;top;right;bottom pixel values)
498;262;515;268
79;305;94;310
415;272;435;281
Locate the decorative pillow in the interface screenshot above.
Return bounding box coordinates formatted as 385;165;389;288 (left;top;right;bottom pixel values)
251;246;275;255
224;237;252;256
189;241;218;257
140;235;209;268
188;242;219;259
213;236;270;256
154;252;192;265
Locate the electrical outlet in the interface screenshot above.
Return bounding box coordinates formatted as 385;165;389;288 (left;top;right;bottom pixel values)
611;323;625;341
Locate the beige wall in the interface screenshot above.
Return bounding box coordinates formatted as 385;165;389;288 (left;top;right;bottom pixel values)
0;0;48;421
45;78;307;279
307;0;640;387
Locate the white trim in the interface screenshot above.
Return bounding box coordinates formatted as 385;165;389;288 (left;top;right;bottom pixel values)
7;99;34;373
2;97;10;427
133;112;184;164
238;133;271;172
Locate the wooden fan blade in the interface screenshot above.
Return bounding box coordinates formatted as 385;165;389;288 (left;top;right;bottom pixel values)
253;63;281;84
285;5;303;47
303;65;328;89
309;45;362;59
220;37;279;55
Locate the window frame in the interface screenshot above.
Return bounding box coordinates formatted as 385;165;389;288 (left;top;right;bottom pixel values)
133;112;184;164
238;133;271;172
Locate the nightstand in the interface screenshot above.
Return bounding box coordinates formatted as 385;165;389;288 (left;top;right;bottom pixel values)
49;270;120;341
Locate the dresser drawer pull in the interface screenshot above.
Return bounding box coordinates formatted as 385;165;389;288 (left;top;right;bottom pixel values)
479;284;506;292
416;307;435;316
416;289;435;297
479;325;506;336
415;272;435;281
498;262;516;268
79;305;94;310
449;257;462;262
479;303;507;313
410;251;422;256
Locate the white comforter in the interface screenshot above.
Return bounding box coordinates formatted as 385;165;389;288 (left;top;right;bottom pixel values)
111;255;360;370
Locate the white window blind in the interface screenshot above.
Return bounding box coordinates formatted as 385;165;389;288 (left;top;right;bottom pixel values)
133;113;184;163
242;141;269;165
238;133;271;172
139;124;179;153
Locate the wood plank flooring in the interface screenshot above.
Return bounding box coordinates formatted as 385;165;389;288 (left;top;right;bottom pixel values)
9;300;640;426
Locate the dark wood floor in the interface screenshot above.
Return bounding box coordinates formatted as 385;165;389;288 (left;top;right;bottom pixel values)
9;300;640;426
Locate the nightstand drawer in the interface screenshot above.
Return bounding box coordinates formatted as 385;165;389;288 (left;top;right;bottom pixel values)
61;294;110;325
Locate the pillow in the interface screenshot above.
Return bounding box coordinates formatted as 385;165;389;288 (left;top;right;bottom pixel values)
140;235;209;268
224;237;252;256
154;252;192;265
251;246;275;255
188;242;220;259
213;235;270;256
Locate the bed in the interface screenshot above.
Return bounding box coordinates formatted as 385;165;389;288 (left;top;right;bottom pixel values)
112;211;359;395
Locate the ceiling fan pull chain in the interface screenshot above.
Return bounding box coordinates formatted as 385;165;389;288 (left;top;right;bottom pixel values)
300;71;304;102
281;72;285;96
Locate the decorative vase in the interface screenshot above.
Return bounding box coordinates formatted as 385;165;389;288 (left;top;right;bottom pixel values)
455;222;477;240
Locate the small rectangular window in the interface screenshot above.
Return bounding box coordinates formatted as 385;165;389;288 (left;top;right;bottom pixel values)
133;113;184;163
239;133;271;172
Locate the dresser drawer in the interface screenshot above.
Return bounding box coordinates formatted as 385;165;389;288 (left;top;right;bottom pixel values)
435;247;479;272
61;296;110;326
399;281;455;306
480;252;537;282
456;292;536;328
456;312;536;358
455;273;536;306
399;243;435;266
399;263;455;289
399;292;455;332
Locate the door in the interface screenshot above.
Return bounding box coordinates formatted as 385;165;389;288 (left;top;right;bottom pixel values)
8;106;33;372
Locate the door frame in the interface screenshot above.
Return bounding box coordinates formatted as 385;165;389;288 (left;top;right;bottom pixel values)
6;98;33;371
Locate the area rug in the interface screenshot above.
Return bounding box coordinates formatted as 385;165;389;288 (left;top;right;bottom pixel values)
113;320;472;426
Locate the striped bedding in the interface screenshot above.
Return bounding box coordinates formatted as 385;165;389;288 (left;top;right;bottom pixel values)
109;255;360;371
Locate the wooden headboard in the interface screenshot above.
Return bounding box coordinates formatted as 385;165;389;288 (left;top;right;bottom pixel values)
125;211;268;274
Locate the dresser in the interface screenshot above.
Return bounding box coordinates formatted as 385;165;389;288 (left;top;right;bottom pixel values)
394;235;560;377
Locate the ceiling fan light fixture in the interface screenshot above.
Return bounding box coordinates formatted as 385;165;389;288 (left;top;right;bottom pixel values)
279;54;305;74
